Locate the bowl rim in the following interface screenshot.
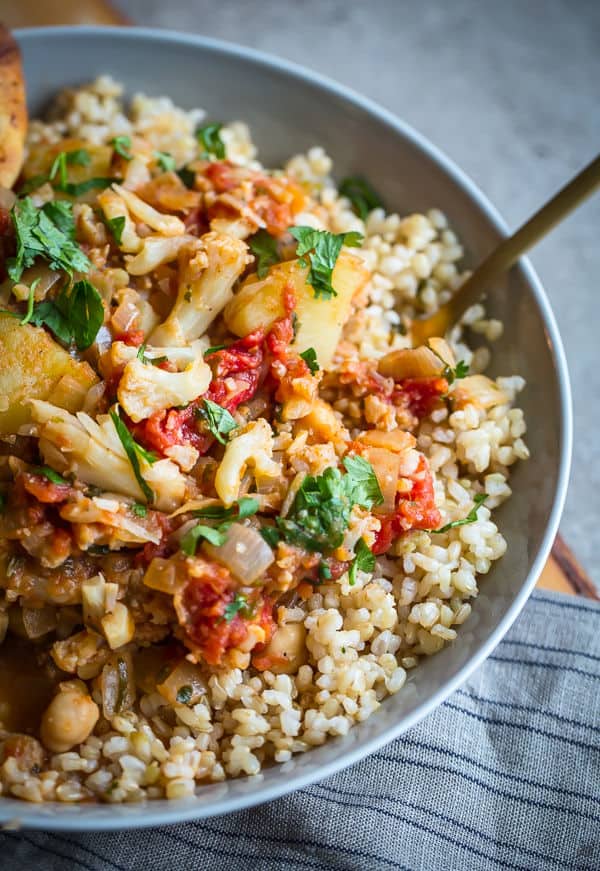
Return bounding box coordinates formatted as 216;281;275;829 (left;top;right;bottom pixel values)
7;24;572;831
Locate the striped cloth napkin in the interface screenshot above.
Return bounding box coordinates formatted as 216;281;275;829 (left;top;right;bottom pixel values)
3;589;599;871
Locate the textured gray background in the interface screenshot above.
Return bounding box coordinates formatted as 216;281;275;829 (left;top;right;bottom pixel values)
117;0;600;584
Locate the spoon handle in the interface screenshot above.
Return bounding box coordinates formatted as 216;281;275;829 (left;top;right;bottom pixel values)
411;153;600;343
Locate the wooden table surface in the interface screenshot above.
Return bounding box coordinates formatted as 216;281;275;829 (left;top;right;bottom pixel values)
2;0;596;601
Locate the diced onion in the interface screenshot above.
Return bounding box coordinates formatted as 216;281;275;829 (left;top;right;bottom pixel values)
362;447;402;514
100;651;136;720
143;557;182;595
427;337;456;369
452;375;509;410
204;522;274;583
378;346;445;380
157;659;206;706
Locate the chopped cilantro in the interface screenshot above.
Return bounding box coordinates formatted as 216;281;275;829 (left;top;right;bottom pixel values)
176;685;193;704
59;177;116;197
8;197;91;282
197;398;238;445
177;167;195;188
111;135;133;161
137;343;168;366
131;503;147;518
249;230;279;278
288;225;363;300
155;150;176;172
223;593;252;623
180;523;229;556
192;496;259;523
21;278;104;349
107;215;126;245
181;497;259;557
19;277;40;326
197;123;226;159
276;457;382;553
432;494;488;533
444;359;469;384
30;465;68;485
260;525;281;548
338;176;383;220
110;407;157;503
348;538;375;585
300;347;319;374
318;560;332;581
204;343;227;356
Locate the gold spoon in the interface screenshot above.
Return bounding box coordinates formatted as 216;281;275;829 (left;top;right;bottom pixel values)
410;153;600;344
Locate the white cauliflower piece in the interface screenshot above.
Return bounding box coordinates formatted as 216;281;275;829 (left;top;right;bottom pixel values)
96;188;142;253
215;419;281;507
117;354;211;423
150;231;250;347
111;183;185;236
30;401;186;511
126;233;201;276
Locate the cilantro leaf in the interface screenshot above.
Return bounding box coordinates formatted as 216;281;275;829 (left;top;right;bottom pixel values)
110;408;157;503
342;455;384;510
176;684;193;704
30;465;69;485
444;359;469;384
192;497;259;523
339;176;383;220
59;177;116;197
197;398;238;445
300;347;319;374
288;226;363;300
204;343;227;356
177;167;195;188
131;503;147;518
111;136;133;161
7;198;91;282
180;523;229;556
137;343;168;367
249;230;280;278
223;593;252;623
107;215;126;245
197;123;226;159
433;494;488;533
260;525;281;548
67;280;105;350
28;299;72;345
155;150;176;172
318;560;332;581
348;537;375;585
19;278;40;326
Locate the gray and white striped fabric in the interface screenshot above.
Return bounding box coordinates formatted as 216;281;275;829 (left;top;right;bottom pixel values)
4;590;599;870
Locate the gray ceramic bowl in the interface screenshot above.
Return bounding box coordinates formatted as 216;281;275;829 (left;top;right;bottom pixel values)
4;26;571;831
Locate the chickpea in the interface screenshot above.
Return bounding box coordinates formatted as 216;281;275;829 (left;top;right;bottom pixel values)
254;622;307;675
40;682;100;753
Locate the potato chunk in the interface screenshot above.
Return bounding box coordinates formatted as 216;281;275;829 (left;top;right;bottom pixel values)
0;26;26;189
224;251;370;369
0;315;98;436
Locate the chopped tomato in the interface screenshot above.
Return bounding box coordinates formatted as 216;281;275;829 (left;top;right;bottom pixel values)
372;454;441;554
176;560;275;666
21;472;72;504
113;329;145;347
394;377;448;419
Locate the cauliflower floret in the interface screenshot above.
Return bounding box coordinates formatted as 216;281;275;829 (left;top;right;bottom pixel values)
150;231;251;347
97;188;142;253
118;354;211;422
215;418;281;507
30;400;186;511
111;183;185;236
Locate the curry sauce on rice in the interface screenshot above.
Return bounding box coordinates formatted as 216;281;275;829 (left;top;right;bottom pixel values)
0;72;528;804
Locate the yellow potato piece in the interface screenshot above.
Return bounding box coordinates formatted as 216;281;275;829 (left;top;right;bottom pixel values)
224;251;370;369
0;26;27;189
0;315;98;436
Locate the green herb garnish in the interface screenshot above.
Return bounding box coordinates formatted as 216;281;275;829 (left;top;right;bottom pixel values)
155;151;176;172
318;560;332;581
197;123;226;159
182;497;260;556
249;230;280;278
180;523;229;556
177;167;195;188
25;279;104;350
204;343;227;356
192;496;259;523
288;226;363;300
299;347;319;374
348;538;375;585
137;343;168;367
260;526;281;548
223;593;252;624
176;685;193;704
30;465;69;485
8;197;91;282
338;176;383;220
131;503;148;518
444;359;469;384
19;278;40;326
276;457;382;553
432;494;488;533
111;135;133;161
107;215;126;245
110;407;157;503
197;398;238;445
